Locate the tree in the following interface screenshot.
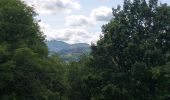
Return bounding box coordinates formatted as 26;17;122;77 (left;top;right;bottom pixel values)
0;0;47;56
0;0;63;99
87;0;170;99
66;55;91;100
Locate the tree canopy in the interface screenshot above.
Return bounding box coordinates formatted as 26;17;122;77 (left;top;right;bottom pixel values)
0;0;170;100
86;0;170;99
0;0;66;99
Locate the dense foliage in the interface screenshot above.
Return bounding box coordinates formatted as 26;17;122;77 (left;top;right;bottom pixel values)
0;0;170;100
0;0;66;99
86;0;170;100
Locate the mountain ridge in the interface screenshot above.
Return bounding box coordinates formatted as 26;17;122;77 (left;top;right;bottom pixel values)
46;40;90;52
46;40;91;61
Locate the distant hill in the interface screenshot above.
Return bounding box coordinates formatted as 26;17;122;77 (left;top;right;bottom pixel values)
71;43;90;49
46;40;91;61
46;40;70;52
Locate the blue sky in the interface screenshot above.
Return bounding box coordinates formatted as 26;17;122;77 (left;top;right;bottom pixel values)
23;0;170;44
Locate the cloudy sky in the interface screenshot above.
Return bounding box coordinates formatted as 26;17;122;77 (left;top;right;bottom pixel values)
23;0;170;44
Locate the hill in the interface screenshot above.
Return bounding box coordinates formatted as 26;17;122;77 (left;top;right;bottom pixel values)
46;40;91;61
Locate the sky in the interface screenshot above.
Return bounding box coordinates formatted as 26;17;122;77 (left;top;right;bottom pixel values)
23;0;170;44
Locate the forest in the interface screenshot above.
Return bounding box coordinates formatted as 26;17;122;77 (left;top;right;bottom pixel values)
0;0;170;100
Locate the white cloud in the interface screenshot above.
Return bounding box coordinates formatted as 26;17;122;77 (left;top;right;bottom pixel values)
23;0;81;14
65;6;112;28
39;22;100;44
23;0;112;44
65;15;94;27
90;6;112;22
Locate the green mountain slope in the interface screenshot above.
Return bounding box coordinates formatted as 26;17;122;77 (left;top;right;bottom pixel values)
46;40;91;61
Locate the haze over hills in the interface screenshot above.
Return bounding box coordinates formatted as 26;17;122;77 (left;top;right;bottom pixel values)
46;40;91;61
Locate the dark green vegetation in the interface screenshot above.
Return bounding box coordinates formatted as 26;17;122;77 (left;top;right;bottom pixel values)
0;0;66;99
47;40;90;61
0;0;170;100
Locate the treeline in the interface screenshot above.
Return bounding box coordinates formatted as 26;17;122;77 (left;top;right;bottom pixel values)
0;0;170;100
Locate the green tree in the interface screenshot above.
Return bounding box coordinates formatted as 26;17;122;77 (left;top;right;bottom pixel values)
66;55;91;100
86;0;170;100
0;0;47;56
0;0;66;99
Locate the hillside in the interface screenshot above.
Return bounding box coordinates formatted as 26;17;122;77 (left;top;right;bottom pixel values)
46;40;91;61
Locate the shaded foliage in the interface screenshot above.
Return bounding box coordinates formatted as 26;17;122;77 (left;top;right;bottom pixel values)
85;0;170;100
0;0;67;100
0;0;170;100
